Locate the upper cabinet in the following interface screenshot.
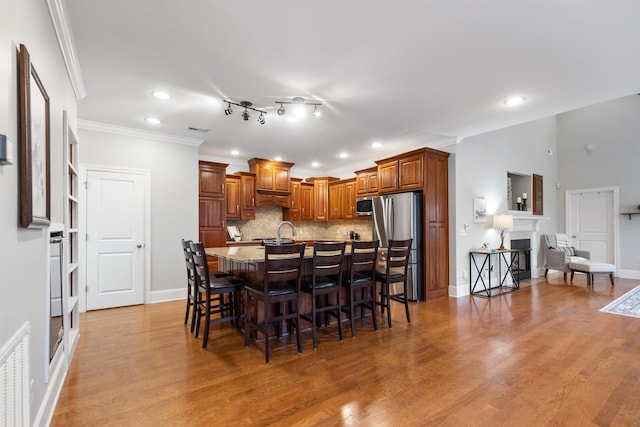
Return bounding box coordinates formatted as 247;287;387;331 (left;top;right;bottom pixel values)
238;172;256;220
283;178;302;221
329;178;357;220
355;167;378;196
248;158;294;207
376;151;424;194
199;161;227;198
307;177;338;221
300;183;314;221
225;175;241;219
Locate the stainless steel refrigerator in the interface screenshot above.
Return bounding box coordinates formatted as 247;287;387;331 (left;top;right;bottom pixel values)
372;192;423;300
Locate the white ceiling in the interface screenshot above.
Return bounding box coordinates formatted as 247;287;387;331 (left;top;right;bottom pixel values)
65;1;640;176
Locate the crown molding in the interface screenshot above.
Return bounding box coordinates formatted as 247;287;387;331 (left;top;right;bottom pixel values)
78;120;204;147
47;0;87;100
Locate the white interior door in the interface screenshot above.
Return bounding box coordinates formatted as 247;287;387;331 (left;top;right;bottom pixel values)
86;169;145;310
567;189;615;263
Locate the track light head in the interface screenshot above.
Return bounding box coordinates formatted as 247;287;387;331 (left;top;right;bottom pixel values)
313;105;321;118
258;113;266;125
224;102;233;115
242;109;250;121
277;103;286;116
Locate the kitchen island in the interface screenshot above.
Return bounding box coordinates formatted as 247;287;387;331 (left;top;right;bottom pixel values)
205;244;361;337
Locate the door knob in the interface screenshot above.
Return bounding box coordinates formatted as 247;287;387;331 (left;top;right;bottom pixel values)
137;244;143;248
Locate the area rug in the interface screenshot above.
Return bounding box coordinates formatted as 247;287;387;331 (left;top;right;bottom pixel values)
600;286;640;318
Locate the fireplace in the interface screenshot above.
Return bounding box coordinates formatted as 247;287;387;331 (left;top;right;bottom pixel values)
510;238;531;280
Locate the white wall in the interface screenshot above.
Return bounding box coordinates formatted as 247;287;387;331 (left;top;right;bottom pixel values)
450;116;559;296
79;128;199;301
557;95;640;277
0;0;78;424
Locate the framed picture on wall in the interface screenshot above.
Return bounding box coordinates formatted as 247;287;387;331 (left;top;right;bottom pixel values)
18;44;50;228
473;197;486;223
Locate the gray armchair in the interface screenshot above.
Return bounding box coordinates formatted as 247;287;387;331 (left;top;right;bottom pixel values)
542;234;590;281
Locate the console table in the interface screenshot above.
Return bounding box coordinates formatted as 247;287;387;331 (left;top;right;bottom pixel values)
469;249;520;298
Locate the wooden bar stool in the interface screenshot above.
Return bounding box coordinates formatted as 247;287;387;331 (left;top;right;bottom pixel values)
190;242;247;349
300;241;346;349
341;240;379;338
244;243;306;363
375;239;412;328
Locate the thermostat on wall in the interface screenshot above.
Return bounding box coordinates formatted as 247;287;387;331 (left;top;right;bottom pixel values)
0;134;14;165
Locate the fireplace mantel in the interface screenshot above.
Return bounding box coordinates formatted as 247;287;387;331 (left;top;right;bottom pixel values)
506;213;549;278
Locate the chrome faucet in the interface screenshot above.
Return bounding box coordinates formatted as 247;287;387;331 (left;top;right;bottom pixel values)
276;221;297;245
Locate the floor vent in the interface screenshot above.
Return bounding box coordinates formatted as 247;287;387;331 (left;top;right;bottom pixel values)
0;322;31;427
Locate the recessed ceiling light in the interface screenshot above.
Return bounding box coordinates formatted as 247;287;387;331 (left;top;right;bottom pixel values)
504;96;525;106
153;91;170;100
231;150;240;155
372;141;382;148
274;156;283;161
339;152;348;159
145;117;161;125
312;161;319;167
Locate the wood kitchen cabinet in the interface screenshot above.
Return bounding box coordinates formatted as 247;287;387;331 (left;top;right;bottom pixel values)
329;182;343;220
344;179;357;219
238;172;256;220
199;161;226;198
199;161;228;250
329;178;356;220
355;167;378;196
376;151;424;194
307;177;338;221
248;158;293;207
225;175;240;219
300;183;314;221
313;178;329;221
283;178;302;221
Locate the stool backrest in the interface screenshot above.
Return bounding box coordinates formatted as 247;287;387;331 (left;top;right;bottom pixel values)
312;242;346;285
189;242;210;290
263;243;306;290
349;240;379;278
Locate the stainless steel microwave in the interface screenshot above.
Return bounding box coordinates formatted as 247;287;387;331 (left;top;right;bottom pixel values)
355;197;374;216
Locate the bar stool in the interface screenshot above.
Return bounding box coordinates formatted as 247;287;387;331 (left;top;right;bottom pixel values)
375;239;412;328
341;240;379;338
181;239;231;333
244;243;306;363
190;242;247;349
300;241;346;349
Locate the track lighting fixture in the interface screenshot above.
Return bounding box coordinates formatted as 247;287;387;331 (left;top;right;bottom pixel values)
275;97;323;120
223;100;267;124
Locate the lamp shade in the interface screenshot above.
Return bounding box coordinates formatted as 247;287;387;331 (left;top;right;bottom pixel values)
492;214;513;230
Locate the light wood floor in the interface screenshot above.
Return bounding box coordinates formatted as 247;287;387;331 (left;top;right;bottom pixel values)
51;274;640;426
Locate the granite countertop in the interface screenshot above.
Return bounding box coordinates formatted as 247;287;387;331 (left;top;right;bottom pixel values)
205;245;314;263
206;244;355;263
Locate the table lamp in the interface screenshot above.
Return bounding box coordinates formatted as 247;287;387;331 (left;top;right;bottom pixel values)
492;214;513;250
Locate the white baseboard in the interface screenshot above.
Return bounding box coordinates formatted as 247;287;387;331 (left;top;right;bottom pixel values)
449;283;470;298
33;351;67;427
618;269;640;280
149;288;186;303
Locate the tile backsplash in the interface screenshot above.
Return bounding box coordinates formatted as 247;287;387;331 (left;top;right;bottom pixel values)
227;206;372;242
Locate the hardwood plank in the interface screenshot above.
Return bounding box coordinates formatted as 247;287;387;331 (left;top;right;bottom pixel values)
51;275;640;426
